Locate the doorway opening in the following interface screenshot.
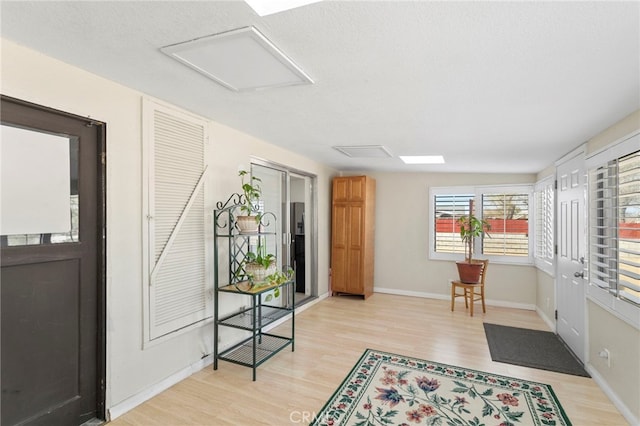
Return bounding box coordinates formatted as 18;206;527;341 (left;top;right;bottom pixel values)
250;161;317;307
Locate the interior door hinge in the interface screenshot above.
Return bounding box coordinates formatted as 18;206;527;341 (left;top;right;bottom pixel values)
101;152;106;165
555;310;558;320
554;179;558;190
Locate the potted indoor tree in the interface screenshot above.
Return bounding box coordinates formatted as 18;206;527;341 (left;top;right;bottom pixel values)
456;200;490;283
236;169;262;233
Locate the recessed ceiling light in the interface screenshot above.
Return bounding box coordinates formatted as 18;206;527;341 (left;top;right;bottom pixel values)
161;26;313;92
334;145;393;158
245;0;323;16
399;155;445;164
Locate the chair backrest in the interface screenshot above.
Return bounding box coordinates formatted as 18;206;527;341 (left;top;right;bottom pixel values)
471;259;489;285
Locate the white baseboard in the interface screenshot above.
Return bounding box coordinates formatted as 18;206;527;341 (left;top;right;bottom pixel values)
107;355;213;421
108;293;328;420
586;364;638;426
374;287;536;311
535;306;556;332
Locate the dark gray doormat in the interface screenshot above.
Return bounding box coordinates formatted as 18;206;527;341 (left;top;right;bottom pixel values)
483;323;590;377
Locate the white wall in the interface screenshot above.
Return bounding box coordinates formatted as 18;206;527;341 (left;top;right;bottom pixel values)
1;38;336;415
532;109;640;423
535;269;555;329
584;109;640;423
588;301;640;421
587;109;640;154
356;171;538;307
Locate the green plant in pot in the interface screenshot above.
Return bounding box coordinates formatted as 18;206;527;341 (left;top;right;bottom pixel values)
456;200;490;283
243;245;277;284
236;170;262;233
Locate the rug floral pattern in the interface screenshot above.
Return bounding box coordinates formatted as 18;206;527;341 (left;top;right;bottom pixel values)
312;349;571;426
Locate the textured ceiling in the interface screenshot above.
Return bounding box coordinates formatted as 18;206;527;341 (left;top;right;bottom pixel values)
1;1;638;173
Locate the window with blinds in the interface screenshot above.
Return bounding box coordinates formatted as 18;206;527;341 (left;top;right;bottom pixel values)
534;177;555;275
589;150;640;307
429;186;532;263
482;192;529;257
433;193;474;254
143;99;210;341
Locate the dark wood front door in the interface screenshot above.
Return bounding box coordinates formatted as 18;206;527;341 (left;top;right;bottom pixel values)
1;96;106;425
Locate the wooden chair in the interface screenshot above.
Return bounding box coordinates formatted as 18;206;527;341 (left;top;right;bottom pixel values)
450;259;488;317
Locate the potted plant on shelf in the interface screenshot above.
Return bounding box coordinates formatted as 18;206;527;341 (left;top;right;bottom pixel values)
240;243;294;301
456;200;490;283
236;169;262;233
243;247;277;283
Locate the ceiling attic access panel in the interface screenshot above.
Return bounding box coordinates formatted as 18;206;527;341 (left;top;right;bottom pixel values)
160;26;313;91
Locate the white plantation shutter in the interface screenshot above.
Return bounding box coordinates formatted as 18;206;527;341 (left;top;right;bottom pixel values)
589;149;640;306
429;186;533;264
589;162;618;295
618;151;640;305
433;193;474;254
144;100;208;340
534;177;555;275
481;192;530;258
586;132;639;328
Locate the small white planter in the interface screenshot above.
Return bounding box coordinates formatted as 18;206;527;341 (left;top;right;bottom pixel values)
245;262;277;283
236;215;260;234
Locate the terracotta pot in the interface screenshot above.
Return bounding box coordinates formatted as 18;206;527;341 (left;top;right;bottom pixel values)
236;215;259;233
456;261;483;284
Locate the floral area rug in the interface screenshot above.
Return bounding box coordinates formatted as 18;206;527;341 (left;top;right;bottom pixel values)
311;349;571;426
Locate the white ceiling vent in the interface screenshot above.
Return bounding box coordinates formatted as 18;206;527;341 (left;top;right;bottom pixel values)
161;26;313;92
333;145;393;158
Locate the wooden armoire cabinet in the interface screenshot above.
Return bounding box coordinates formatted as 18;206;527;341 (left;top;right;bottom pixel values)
331;176;376;298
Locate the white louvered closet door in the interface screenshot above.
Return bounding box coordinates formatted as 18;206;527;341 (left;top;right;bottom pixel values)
144;100;208;340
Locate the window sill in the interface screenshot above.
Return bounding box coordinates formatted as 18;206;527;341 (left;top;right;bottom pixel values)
534;263;555;278
429;253;534;267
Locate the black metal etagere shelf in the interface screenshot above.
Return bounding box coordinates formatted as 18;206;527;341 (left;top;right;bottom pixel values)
213;194;294;381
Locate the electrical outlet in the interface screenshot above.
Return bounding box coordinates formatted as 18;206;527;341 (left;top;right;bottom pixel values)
599;348;611;367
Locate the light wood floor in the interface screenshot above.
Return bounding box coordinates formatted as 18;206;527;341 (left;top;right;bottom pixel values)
109;294;627;425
